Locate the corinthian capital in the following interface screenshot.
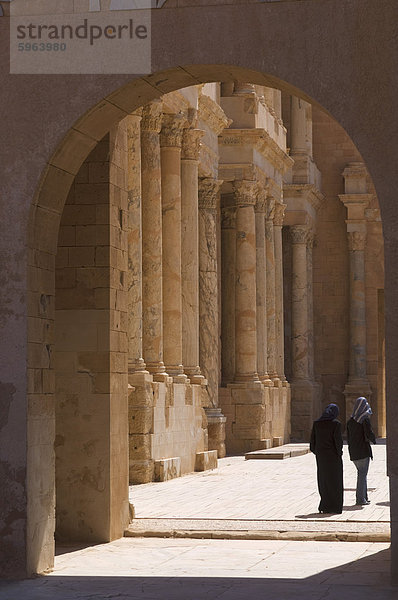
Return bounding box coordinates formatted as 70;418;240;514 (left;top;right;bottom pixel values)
273;202;287;227
182;128;205;161
198;178;223;211
290;224;310;245
255;187;267;213
348;230;366;251
160;113;186;148
141;100;163;133
232;179;257;207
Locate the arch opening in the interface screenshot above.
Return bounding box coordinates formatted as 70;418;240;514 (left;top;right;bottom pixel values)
26;66;387;578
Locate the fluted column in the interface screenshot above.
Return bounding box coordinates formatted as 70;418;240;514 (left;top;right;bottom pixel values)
274;202;287;385
127;109;147;375
199;177;223;403
233;180;259;383
141;101;167;381
255;188;272;385
265;197;280;385
160;113;187;382
181;126;205;383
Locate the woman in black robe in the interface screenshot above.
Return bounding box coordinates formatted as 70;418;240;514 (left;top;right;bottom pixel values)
310;403;343;514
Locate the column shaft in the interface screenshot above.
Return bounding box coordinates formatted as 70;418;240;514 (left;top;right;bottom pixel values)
265;198;279;385
160;113;186;380
221;206;236;384
233;180;259;382
255;191;271;384
141;101;166;379
126;111;146;374
291;225;310;381
199;178;222;403
274;202;287;384
348;232;368;381
181;128;204;381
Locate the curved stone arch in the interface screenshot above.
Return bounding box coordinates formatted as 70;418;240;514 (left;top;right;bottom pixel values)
26;61;386;576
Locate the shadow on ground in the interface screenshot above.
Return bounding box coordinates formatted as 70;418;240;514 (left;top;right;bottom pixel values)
0;548;394;600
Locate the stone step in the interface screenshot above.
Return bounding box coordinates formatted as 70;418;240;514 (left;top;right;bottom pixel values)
245;443;310;460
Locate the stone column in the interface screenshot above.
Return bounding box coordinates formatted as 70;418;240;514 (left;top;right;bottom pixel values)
126;109;147;376
255;188;272;385
265;197;280;386
344;230;372;413
306;231;316;383
221;204;236;384
160;113;187;382
199;177;223;403
141;100;167;381
290;224;314;439
181;126;205;383
339;163;372;418
233;179;259;383
274;202;287;385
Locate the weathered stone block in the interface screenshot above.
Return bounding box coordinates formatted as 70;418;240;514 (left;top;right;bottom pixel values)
129;459;154;484
273;436;283;447
195;450;218;472
154;457;181;482
129;434;152;460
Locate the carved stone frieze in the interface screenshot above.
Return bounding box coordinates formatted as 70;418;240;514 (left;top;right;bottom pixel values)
348;230;367;252
141;100;163;133
182;128;205;161
198;92;232;135
160;113;186;148
198;178;223;211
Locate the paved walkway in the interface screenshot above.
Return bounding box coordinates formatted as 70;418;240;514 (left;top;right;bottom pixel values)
0;538;394;599
0;443;392;599
129;443;389;536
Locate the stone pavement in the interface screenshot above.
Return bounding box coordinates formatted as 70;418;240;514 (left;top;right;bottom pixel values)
129;443;390;540
0;443;393;599
0;538;394;599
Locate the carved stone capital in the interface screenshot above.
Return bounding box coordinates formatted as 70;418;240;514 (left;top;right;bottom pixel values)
141;100;163;133
199;93;232;135
254;187;267;213
221;206;236;229
306;230;315;249
160;113;186;148
198;178;223;210
348;230;366;251
182;128;205;161
232;179;257;207
290;224;310;245
273;202;287;226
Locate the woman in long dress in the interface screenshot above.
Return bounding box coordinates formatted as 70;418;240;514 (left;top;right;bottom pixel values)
310;403;344;514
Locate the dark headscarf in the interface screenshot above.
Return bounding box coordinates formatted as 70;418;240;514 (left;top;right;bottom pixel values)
351;396;372;424
317;403;339;422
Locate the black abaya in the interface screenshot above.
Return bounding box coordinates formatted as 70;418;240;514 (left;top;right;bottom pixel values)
310;419;343;514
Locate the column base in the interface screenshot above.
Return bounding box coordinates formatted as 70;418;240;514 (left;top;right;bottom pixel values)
260;374;274;387
205;407;227;459
146;361;168;382
291;379;320;442
343;381;372;422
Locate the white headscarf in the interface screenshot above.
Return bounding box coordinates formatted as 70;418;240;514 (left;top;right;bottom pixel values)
351;396;372;424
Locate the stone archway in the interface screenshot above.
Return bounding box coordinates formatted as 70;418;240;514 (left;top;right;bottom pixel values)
1;0;397;582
